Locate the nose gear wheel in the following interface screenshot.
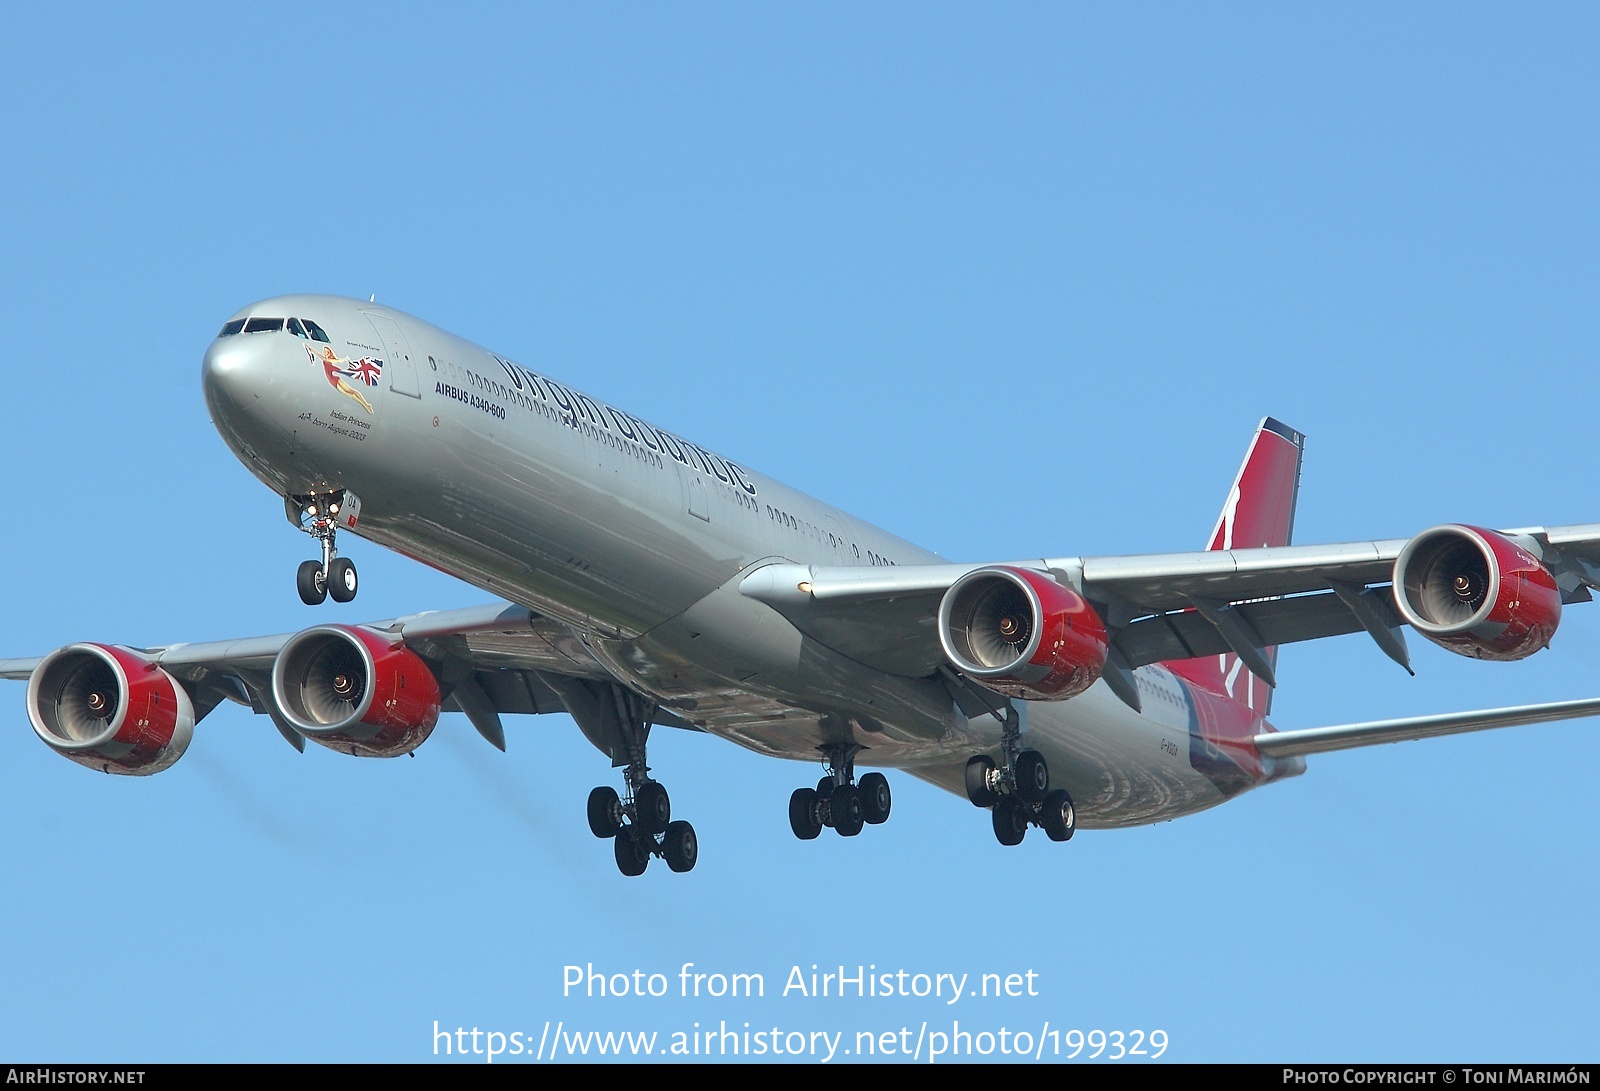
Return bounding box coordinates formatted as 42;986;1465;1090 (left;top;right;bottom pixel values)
296;560;327;606
289;491;358;606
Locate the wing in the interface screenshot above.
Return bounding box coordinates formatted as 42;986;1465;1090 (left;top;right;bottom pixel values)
1254;697;1600;758
738;522;1600;697
3;602;694;757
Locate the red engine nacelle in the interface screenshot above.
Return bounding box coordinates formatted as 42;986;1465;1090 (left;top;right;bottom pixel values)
1393;524;1561;661
938;566;1108;701
27;643;195;775
271;625;441;757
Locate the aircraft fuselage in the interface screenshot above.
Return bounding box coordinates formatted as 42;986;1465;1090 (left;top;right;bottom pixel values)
203;295;1281;829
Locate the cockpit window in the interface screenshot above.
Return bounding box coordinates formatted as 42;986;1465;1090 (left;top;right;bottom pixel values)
218;315;327;339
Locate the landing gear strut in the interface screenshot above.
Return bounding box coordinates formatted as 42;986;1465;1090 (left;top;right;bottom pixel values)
962;706;1076;847
289;491;358;605
788;744;892;841
578;687;697;876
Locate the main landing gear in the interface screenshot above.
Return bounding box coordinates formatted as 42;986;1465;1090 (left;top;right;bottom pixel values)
963;707;1076;846
787;744;892;840
290;491;358;605
581;689;697;877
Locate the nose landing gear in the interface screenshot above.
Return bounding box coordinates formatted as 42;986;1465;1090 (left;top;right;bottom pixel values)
289;492;358;605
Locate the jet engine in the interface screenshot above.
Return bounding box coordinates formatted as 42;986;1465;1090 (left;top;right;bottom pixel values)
271;625;441;757
27;644;195;775
1393;524;1561;661
938;566;1108;701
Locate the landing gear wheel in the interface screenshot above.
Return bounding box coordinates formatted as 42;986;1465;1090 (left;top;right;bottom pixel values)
1015;749;1050;804
663;820;698;872
634;780;671;835
296;560;327;605
587;786;622;838
831;783;864;837
859;772;892;824
1041;789;1076;842
965;755;997;807
327;557;358;603
789;787;822;840
613;828;649;876
992;798;1028;846
815;775;836;799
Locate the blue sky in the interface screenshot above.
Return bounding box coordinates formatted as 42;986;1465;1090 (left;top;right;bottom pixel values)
0;3;1596;1063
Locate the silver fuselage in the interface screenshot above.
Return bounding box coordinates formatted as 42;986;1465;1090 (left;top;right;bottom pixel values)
203;294;1262;828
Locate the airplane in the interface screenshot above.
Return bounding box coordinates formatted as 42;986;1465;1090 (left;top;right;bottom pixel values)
7;293;1600;878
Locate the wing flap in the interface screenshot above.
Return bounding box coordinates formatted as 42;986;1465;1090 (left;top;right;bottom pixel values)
1113;588;1405;669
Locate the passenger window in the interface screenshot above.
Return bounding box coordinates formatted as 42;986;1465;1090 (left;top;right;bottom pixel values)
243;317;285;334
288;318;310;339
218;319;246;337
303;319;332;342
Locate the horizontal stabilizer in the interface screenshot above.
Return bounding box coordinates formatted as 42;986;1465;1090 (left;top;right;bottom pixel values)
1255;697;1600;758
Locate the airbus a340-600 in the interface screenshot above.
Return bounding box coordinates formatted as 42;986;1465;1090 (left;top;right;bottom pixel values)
7;295;1599;876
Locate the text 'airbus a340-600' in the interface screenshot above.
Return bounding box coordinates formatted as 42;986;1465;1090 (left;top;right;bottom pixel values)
6;295;1599;876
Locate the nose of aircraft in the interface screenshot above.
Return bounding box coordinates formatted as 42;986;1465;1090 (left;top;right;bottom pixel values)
201;337;256;413
202;333;299;465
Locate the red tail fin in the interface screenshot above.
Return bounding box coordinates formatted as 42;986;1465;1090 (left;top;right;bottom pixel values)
1168;417;1304;713
1206;417;1304;554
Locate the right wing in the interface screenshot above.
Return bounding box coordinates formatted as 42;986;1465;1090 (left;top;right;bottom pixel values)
2;602;693;759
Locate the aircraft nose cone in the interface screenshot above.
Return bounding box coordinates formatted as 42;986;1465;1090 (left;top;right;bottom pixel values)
201;340;255;414
203;336;296;463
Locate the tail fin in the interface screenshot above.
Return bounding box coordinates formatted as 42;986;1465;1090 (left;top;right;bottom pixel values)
1169;417;1305;713
1206;417;1304;555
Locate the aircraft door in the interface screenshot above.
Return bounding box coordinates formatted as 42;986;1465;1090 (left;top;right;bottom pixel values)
682;469;710;522
823;514;848;560
364;312;422;398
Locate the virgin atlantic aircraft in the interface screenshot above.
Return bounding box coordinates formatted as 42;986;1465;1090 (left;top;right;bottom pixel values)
7;295;1599;876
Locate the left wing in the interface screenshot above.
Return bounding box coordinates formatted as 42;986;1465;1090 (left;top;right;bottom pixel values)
738;521;1600;692
1254;697;1600;758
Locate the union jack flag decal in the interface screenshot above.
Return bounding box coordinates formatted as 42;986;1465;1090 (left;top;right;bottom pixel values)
347;356;384;386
